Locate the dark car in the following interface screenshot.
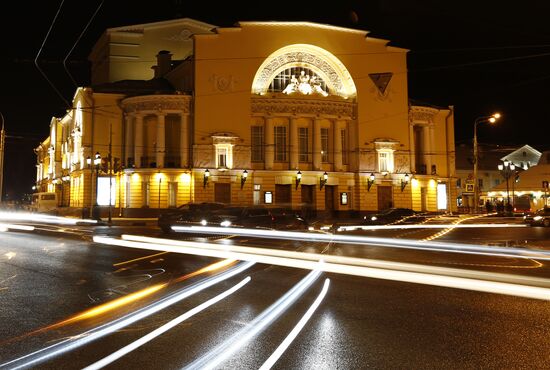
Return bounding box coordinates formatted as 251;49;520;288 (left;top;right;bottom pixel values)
212;206;308;230
526;207;550;227
157;202;226;233
362;207;417;225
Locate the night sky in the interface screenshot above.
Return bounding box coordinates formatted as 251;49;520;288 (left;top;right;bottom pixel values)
2;0;550;200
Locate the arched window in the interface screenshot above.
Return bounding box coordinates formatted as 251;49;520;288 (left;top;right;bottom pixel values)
268;67;328;96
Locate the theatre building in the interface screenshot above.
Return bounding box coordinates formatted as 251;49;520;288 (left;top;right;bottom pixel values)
34;18;457;217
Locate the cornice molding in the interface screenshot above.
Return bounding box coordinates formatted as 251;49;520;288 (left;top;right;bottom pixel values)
251;95;355;119
122;95;192;114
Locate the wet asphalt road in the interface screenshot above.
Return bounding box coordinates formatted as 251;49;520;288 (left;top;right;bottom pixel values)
0;223;549;369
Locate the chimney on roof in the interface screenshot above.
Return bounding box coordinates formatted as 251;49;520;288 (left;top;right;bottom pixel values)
152;50;173;78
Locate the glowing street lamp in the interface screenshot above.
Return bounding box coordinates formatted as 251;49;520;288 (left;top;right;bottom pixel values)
473;112;501;213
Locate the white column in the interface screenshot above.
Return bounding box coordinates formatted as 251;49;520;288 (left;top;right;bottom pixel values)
290;117;298;169
180;114;189;168
265;117;274;170
134;114;143;168
313;118;322;170
156;113;166;168
124;114;133;167
333;120;342;171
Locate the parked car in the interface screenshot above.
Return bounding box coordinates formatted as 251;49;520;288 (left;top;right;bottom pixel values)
526;207;550;227
362;208;418;225
212;205;308;230
157;202;226;233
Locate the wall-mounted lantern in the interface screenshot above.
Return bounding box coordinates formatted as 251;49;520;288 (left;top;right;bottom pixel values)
203;169;210;188
241;169;248;189
296;170;302;190
320;171;328;190
367;172;375;191
401;173;410;192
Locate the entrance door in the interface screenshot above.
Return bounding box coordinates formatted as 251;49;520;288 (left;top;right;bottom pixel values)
377;186;393;210
275;184;291;206
301;185;315;220
325;185;335;214
214;183;231;204
421;187;427;211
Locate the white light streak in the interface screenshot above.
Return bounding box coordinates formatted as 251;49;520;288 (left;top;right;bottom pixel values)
83;277;251;370
1;261;254;370
184;269;322;370
169;225;550;261
95;235;550;301
0;211;97;225
336;223;527;231
0;223;35;231
260;278;330;370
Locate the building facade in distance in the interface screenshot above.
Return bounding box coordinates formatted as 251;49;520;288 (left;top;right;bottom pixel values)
35;19;456;218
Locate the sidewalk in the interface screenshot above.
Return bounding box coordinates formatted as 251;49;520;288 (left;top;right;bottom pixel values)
94;217;157;226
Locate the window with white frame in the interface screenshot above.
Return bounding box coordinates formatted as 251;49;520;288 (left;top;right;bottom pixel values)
215;143;233;169
377;149;394;173
274;126;287;162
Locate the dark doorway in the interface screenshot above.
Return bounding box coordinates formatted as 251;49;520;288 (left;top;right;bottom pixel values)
214;183;231;204
325;185;335;214
377;186;393;210
301;185;315;220
275;184;291;205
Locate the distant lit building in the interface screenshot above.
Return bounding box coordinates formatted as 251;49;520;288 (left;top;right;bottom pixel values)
455;143;541;212
35;18;456;217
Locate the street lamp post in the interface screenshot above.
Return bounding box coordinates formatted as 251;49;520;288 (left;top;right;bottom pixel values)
498;160;515;213
473;112;501;213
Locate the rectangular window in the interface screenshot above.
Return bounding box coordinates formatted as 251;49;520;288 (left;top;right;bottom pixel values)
379;152;388;172
274;126;287;162
253;184;261;205
298;127;309;162
478;179;483;188
264;191;273;204
217;147;227;168
341;129;348;165
321;128;329;162
251;126;264;162
215;143;232;169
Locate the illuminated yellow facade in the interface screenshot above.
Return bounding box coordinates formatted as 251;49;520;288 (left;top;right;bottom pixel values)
35;18;457;217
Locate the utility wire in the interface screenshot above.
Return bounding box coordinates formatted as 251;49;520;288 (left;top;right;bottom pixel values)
34;0;71;109
63;0;105;87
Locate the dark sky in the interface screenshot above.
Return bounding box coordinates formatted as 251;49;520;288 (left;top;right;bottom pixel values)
2;0;550;200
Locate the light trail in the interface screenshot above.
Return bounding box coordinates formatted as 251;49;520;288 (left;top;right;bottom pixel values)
336;223;527;231
170;225;550;261
183;269;322;370
6;259;236;343
0;261;254;370
121;234;549;287
259;278;330;370
0;223;35;232
83;276;251;370
113;252;170;267
0;211;97;225
95;235;550;301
